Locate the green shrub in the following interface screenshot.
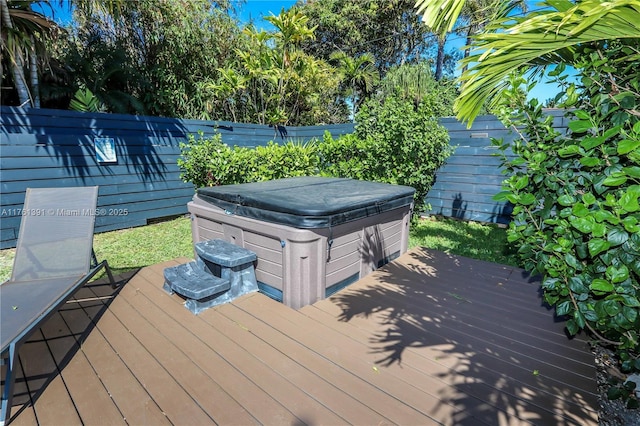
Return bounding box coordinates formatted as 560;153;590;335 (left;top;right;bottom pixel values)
178;134;320;187
250;140;320;182
317;132;378;181
352;95;452;214
177;133;254;188
494;43;640;407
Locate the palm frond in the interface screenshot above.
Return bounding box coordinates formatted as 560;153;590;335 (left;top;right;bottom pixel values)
455;0;640;124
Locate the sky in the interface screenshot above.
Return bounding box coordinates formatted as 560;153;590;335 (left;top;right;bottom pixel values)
37;0;561;103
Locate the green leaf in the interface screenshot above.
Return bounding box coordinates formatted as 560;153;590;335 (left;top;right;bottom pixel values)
619;190;639;212
620;295;640;308
590;278;614;293
580;136;604;151
588;238;611;256
606;265;629;284
617;139;640;155
623;167;640;178
568;120;592;133
582;193;596;205
566;319;579;336
493;191;510;202
607;228;629;246
607;386;623;400
570;217;593;233
519;193;537;205
622;216;639;232
603;174;627;186
514;175;529;190
602;300;621;316
556;300;572;316
592;222;607;237
564;253;580;269
579;157;600;167
558;194;575;206
557;145;581;157
622;306;637;323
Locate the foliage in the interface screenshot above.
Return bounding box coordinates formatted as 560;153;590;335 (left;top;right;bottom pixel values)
297;0;436;75
317;133;378;181
68;86;103;112
206;9;346;125
177;133;320;188
375;61;456;117
59;0;239;117
351;90;452;214
329;51;379;119
180;63;452;215
415;0;640;125
493;40;640;407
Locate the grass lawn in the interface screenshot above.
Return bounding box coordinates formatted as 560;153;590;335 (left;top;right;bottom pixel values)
0;215;519;282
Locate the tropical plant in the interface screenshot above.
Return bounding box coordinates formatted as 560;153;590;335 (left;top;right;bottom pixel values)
0;0;129;108
375;61;456;117
329;52;379;119
69;86;103;112
200;9;344;125
415;0;640;124
297;0;435;75
1;0;57;107
61;0;238;117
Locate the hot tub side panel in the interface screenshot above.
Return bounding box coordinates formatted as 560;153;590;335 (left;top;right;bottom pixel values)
323;205;412;296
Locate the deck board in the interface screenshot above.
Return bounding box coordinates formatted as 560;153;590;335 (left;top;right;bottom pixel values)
3;247;600;425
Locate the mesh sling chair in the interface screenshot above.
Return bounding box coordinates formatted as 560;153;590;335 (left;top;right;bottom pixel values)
0;186;115;425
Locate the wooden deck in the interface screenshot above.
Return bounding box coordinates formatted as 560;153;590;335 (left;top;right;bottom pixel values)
2;247;599;425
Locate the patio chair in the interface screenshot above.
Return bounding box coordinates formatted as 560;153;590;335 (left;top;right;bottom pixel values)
0;186;115;426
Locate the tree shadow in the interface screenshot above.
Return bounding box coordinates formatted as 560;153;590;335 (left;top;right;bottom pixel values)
7;270;137;423
451;193;468;219
328;248;598;425
0;108;189;182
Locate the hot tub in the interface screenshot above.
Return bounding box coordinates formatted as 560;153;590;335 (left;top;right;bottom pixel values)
188;177;415;309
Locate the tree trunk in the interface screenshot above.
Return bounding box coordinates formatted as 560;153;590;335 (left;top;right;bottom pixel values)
462;27;473;73
1;0;32;107
435;36;445;81
30;35;40;108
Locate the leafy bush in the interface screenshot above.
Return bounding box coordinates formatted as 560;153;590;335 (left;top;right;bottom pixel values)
177;133;253;188
178;134;320;187
352;95;452;214
317;133;378;181
494;42;640;407
251;141;320;181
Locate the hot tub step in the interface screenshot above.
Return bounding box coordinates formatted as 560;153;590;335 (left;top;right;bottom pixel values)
163;261;231;314
163;239;259;315
194;239;259;305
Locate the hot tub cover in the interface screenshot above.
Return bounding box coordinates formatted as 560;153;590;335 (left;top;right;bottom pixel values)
196;177;415;229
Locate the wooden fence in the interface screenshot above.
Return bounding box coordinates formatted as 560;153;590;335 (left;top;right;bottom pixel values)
0;106;568;249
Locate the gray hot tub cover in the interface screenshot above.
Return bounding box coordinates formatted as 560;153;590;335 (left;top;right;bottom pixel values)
196;177;416;229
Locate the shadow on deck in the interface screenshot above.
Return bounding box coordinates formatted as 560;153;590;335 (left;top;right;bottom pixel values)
2;248;598;425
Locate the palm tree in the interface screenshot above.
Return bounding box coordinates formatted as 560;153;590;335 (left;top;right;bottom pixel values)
414;0;640;124
1;0;57;107
1;0;126;108
330;52;379;119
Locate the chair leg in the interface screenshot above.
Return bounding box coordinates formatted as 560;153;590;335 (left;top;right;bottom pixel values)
1;344;17;426
103;261;117;289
